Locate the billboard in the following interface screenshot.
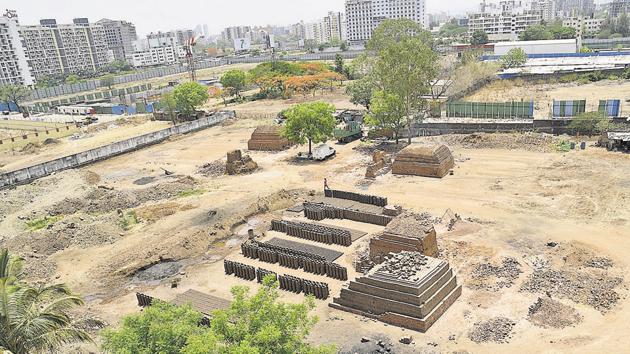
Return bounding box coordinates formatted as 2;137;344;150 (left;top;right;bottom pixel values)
234;38;251;51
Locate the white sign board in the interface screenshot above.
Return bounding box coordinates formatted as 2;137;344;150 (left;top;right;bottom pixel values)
268;34;276;48
234;38;251;51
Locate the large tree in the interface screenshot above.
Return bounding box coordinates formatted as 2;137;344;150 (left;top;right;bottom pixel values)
281;102;336;156
173;82;210;117
364;91;406;143
346;78;373;110
160;92;178;124
0;249;91;354
220;69;247;99
519;24;553;41
100;74;116;90
500;48;528;69
0;85;30;114
470;30;489;45
367;19;438;143
102;276;335;354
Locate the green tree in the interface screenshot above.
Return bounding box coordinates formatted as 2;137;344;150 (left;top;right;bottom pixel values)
334;54;345;74
65;74;81;85
549;24;577;39
100;74;116;90
281;102;336;156
220;69;247;99
102;277;335;354
102;302;205;354
470;30;489;45
569;111;611;137
367;19;438;143
173;82;210;117
0;249;91;354
340;41;348;52
615;13;629;37
500;48;528;69
0;85;30;114
365;91;406;143
160;92;178;124
439;20;468;39
108;59;132;73
519;24;553;41
346;78;373;110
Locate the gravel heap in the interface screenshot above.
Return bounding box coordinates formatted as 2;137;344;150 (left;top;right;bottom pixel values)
527;297;583;329
520;269;622;312
468;317;516;344
385;212;435;237
197;159;226;177
379;251;429;281
471;257;523;290
585;257;614;269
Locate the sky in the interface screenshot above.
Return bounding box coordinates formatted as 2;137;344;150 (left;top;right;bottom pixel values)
4;0;479;36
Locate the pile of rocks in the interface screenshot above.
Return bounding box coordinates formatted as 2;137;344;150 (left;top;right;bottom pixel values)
370;212;438;261
379;252;429;282
226;150;258;175
197;159;226;177
468;317;516;344
471;257;523;290
365;150;392;178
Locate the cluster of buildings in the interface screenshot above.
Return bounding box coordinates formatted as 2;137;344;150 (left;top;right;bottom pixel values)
0;9;197;87
466;0;603;41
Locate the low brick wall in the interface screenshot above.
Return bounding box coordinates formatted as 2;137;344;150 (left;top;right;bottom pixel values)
0;111;234;189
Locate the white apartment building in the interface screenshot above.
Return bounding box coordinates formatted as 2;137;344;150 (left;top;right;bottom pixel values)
468;11;542;41
0;10;34;86
19;18;110;79
303;12;348;45
345;0;427;45
563;16;604;37
132;46;181;67
97;18;138;63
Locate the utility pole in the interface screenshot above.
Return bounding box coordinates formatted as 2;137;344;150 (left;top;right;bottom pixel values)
185;36;199;82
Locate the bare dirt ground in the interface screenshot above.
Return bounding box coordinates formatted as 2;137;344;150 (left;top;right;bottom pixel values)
464;78;630;119
0;110;628;353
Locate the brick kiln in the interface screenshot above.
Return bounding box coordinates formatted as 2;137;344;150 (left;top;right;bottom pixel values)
392;145;454;178
330;252;461;332
247;125;290;151
370;213;438;261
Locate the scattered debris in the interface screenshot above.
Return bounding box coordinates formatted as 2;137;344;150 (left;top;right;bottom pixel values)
197;159;226;177
468;317;516;344
470;257;523;291
521;269;622;312
399;336;413;345
527;297;583;329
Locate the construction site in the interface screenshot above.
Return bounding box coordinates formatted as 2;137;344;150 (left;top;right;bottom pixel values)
0;59;630;353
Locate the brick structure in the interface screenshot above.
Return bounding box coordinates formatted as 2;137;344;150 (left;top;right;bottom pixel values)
225;150;258;175
370;213;438;261
247;126;290;151
330;252;461;332
392;145;454;178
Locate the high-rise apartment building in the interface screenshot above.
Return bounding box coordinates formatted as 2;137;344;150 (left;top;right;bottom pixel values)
345;0;427;45
555;0;596;17
303;12;348;45
19;18;110;79
0;10;34;86
610;0;630;18
96;19;138;64
468;1;544;41
562;16;604;37
132;31;185;67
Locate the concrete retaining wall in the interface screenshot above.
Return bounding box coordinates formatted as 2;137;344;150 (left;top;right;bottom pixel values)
0;111;234;189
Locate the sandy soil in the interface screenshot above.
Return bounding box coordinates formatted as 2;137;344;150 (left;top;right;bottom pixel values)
0;113;629;353
465;78;630;119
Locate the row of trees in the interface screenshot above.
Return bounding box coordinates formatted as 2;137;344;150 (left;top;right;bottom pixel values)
0;85;30;114
35;60;134;88
519;23;577;41
598;13;630;39
160;82;210;123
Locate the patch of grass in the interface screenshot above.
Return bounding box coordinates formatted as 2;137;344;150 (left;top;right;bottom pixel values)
178;188;207;198
119;210;139;230
554;140;572;153
26;216;63;231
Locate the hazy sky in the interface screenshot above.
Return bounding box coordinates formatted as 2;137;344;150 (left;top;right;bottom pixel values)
4;0;478;36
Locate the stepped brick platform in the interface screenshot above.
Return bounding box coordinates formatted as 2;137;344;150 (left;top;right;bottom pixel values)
370;213;438;260
330;252;461;332
248;126;290;151
392;145;454;178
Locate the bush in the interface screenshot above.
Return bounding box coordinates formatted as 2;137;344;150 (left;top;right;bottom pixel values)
559;73;578;83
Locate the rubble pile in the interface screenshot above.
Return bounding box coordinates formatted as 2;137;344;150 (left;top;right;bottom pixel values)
392;145;454;178
197;159;226;177
468;317;516;344
527;297;583;329
439;132;560;153
379;252;429;281
470;257;523;291
225;150;258;175
520;269;622;312
365;150;392;178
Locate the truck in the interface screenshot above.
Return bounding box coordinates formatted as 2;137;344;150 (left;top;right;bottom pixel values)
602;132;630;152
333;121;362;143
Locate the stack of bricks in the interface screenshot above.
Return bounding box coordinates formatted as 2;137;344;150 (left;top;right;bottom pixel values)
324;189;388;207
247;125;291;151
271;219;352;246
224;260;256;281
303;202;393;226
330;252;462;332
392;145;454;178
370;213;438;261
